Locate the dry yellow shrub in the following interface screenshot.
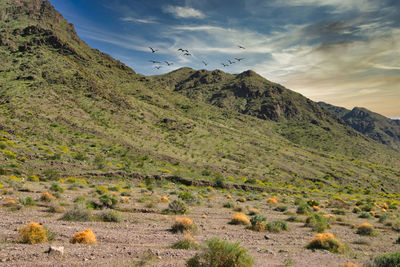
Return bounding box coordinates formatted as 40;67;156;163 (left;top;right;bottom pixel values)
305;232;344;253
313;206;320;211
171;217;196;233
267;197;278;205
226;194;232;199
120;196;130;203
230;213;251;226
71;229;97;244
40;192;55;202
160;196;169;203
248;208;260;215
19;222;47;244
342;262;361;267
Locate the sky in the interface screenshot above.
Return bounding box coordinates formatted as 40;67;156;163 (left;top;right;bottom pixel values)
49;0;400;118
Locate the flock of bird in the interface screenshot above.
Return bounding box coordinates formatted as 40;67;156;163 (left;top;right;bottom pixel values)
147;45;246;70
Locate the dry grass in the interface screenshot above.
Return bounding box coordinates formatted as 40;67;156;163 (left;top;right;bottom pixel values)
19;222;47;244
356;222;375;236
171;217;196;233
267;197;278;205
70;229;97;244
305;232;344;253
160;196;169;203
40;192;55;202
230;213;251;226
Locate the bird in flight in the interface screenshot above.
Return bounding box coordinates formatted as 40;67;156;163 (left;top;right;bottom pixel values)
221;63;229;67
165;61;173;66
154;66;162;69
184;52;191;56
235;58;245;61
178;48;189;53
149;47;158;53
149;60;161;64
238;45;245;49
228;59;236;64
202;61;208;66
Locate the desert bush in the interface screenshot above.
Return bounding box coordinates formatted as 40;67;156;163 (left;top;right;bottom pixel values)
250;214;267;231
27;175;40;182
341;263;360;267
186;237;253;267
50;183;64;193
248;208;259;215
223;201;235;208
47;202;66;213
160;196;169;203
361;204;374;212
171;217;196;233
305;213;329;233
307;200;319;207
391;221;400;232
372;250;400;267
267;197;278;205
274;205;288;212
332;209;346;215
19;196;36;206
237;197;247;203
396;236;400;244
359;212;372;218
19;222;47;244
167;199;188;214
171;233;200;249
266;220;289;233
356;223;375;236
99;194;118;209
305;232;344;253
40;192;55;202
98;209;122;222
95;185;109;195
61;204;92;221
297;203;311;214
70;229;97;244
230;213;251;226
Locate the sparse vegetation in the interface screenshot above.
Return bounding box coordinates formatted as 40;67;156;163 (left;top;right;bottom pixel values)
19;222;47;244
70;229;97;244
230;213;251;226
266;220;289;233
305;232;344;253
171;217;196;233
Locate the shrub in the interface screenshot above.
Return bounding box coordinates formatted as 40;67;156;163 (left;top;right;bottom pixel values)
50;183;64;193
171;217;196;233
28;175;40;182
98;209;122;222
186;237;253;267
40;192;55;202
223;201;235;208
47;202;66;213
160;196;169;203
70;229;97;244
342;263;360;267
19;222;47;244
396;236;400;244
359;211;372;218
266;220;289;233
361;204;374;212
167;199;188;214
356;223;375;236
274;205;288;212
61;204;92;221
305;213;329;233
248;208;259;215
99;194;118;209
332;209;346;215
230;213;251;226
305;232;344;253
372;250;400;267
171;233;199;249
250;214;267;231
267;197;278;205
19;196;36;206
237;197;247;203
296;203;311;214
95;185;108;195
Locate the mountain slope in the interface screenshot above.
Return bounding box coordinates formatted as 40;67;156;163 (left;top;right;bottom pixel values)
318;102;400;150
1;0;400;195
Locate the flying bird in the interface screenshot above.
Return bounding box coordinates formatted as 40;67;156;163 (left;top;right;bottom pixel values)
228;59;236;64
221;63;228;67
165;61;173;66
149;60;161;64
154;66;162;70
202;61;208;66
178;48;189;53
149;47;158;53
183;53;191;56
238;45;246;49
235;57;245;61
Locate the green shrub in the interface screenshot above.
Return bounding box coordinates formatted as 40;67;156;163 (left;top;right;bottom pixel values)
167;199;188;214
361;204;374;212
296;203;310;214
61;204;92;221
250;214;267;231
359;211;372;218
99;194;118;209
274;205;288;212
266;220;289;233
223;201;235;208
98;209;122;222
332;209;346;215
356;223;375;236
19;196;36;206
50;183;64;193
305;213;329;233
372;250;400;267
171;234;199;250
186;237;253;267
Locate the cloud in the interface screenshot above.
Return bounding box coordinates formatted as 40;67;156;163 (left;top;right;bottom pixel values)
273;0;380;13
121;17;157;24
163;5;205;19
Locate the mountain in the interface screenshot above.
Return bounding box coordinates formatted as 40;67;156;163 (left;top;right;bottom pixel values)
318;102;400;150
1;0;400;195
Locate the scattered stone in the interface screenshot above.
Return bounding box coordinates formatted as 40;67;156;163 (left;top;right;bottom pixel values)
46;246;64;257
264;235;271;240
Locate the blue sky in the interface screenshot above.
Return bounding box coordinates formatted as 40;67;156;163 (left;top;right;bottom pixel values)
49;0;400;118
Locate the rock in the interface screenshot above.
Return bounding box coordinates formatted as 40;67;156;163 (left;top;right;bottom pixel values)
46;246;64;256
264;235;271;240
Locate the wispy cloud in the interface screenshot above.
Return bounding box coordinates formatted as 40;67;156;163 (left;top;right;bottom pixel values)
273;0;380;13
163;5;205;19
121;17;158;24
